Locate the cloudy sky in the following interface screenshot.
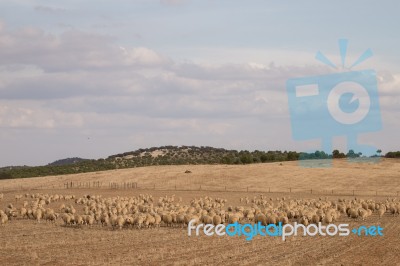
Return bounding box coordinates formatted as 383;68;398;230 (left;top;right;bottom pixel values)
0;0;399;166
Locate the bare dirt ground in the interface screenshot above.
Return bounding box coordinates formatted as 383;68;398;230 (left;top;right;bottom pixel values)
1;159;400;265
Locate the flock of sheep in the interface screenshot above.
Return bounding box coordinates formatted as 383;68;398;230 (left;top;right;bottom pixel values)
0;192;399;228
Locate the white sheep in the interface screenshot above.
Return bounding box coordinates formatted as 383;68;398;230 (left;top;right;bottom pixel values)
0;213;8;225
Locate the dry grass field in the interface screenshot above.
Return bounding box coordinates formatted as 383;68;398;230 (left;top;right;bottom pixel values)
1;159;400;265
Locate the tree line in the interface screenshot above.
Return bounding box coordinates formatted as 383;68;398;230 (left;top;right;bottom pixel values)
0;146;396;180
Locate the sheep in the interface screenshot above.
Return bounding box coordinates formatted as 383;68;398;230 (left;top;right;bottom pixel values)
101;214;110;226
358;209;369;220
323;214;333;224
154;214;161;228
348;209;359;220
0;213;8;225
390;206;399;216
212;215;222;225
5;207;18;220
201;215;213;225
184;214;198;227
27;209;34;219
85;215;95;226
176;214;185;227
74;214;84;226
378;207;385;218
142;215;151;228
34;209;43;223
20;207;28;219
162;214;173;227
61;213;73;226
45;213;57;223
254;213;267;226
298;216;309;226
116;216;125;230
311;214;321;224
228;214;239;224
125;216;134;228
134;215;144;229
266;215;277;225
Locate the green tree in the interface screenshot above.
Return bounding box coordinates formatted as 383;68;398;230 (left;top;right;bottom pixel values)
333;149;346;159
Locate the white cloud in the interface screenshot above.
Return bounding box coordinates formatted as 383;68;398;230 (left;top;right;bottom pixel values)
0;22;399;165
34;5;68;13
0;24;171;72
0;102;84;129
120;46;171;67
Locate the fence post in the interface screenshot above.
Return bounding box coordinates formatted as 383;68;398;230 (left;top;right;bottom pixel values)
376;190;378;196
353;190;355;196
289;188;291;193
269;187;270;193
332;189;333;194
311;189;312;194
247;187;248;192
225;186;226;191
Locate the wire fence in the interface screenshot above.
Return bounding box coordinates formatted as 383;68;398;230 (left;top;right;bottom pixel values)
1;180;398;197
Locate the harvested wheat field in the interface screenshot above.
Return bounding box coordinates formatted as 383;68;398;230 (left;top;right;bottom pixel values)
1;159;400;265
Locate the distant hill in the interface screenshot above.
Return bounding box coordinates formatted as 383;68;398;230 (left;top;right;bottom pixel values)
1;146;300;179
48;157;89;166
0;145;385;180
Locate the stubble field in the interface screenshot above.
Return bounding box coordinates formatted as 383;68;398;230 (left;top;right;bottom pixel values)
1;159;400;265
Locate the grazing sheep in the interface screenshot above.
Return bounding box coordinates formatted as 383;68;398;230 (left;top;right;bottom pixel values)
201;215;213;225
323;214;333;224
45;213;57;223
61;213;72;226
0;213;8;225
86;215;95;226
298;216;309;226
378;208;385;218
212;215;222;226
255;214;267;226
20;207;28;219
349;209;359;219
228;214;239;224
134;216;144;229
154;214;161;228
100;214;110;226
34;209;43;223
311;214;321;224
162;214;173;227
5;207;18;220
176;214;185;227
116;216;125;230
358;209;369;220
74;214;84;226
